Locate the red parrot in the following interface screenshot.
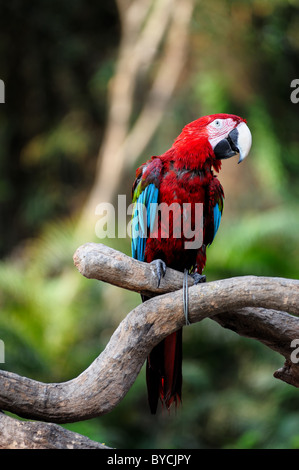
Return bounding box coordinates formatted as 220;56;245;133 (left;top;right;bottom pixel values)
131;113;252;414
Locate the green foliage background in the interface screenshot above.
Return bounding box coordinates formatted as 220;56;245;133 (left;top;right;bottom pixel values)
0;0;299;449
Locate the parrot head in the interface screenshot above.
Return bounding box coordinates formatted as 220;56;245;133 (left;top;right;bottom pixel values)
204;113;252;164
173;113;252;169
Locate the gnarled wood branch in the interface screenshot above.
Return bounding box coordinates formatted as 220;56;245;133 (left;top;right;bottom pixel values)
73;242;299;387
1;242;299;421
0;242;298;448
0;412;109;449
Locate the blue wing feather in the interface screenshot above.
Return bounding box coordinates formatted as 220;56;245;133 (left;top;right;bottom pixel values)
131;183;159;261
213;202;222;241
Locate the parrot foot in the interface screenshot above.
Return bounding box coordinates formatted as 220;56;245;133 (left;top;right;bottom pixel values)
191;273;206;285
150;259;167;288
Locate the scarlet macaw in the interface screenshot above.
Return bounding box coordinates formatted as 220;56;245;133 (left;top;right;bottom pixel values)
131;114;252;414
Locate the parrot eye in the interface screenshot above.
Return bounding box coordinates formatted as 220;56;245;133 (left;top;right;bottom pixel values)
212;119;223;129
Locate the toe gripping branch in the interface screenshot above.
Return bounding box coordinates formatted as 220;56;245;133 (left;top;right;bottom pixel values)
150;259;167;288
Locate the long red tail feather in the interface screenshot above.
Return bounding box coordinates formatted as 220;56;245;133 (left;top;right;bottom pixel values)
146;329;182;414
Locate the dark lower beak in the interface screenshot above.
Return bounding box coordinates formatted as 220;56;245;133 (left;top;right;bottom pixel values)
214;128;239;160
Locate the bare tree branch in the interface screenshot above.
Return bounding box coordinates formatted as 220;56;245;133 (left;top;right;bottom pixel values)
73;242;299;387
73;243;299;314
73;242;194;297
0;412;110;449
214;307;299;383
0;242;298;434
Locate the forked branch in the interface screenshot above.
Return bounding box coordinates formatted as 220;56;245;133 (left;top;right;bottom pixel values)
0;242;298;434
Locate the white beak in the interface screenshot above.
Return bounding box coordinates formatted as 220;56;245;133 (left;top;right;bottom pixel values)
236;121;252;163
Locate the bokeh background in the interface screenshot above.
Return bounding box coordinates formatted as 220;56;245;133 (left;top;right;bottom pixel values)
1;0;299;449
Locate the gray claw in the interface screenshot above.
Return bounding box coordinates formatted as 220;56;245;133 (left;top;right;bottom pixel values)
150;259;167;287
191;273;206;285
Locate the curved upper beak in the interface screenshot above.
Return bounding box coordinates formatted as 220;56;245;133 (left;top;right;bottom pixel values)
214;121;252;163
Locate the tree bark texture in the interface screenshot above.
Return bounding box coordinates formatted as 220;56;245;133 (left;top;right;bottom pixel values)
0;412;109;449
1;242;298;436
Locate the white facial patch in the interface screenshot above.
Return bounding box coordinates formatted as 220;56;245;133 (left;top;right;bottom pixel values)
207;118;236;149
